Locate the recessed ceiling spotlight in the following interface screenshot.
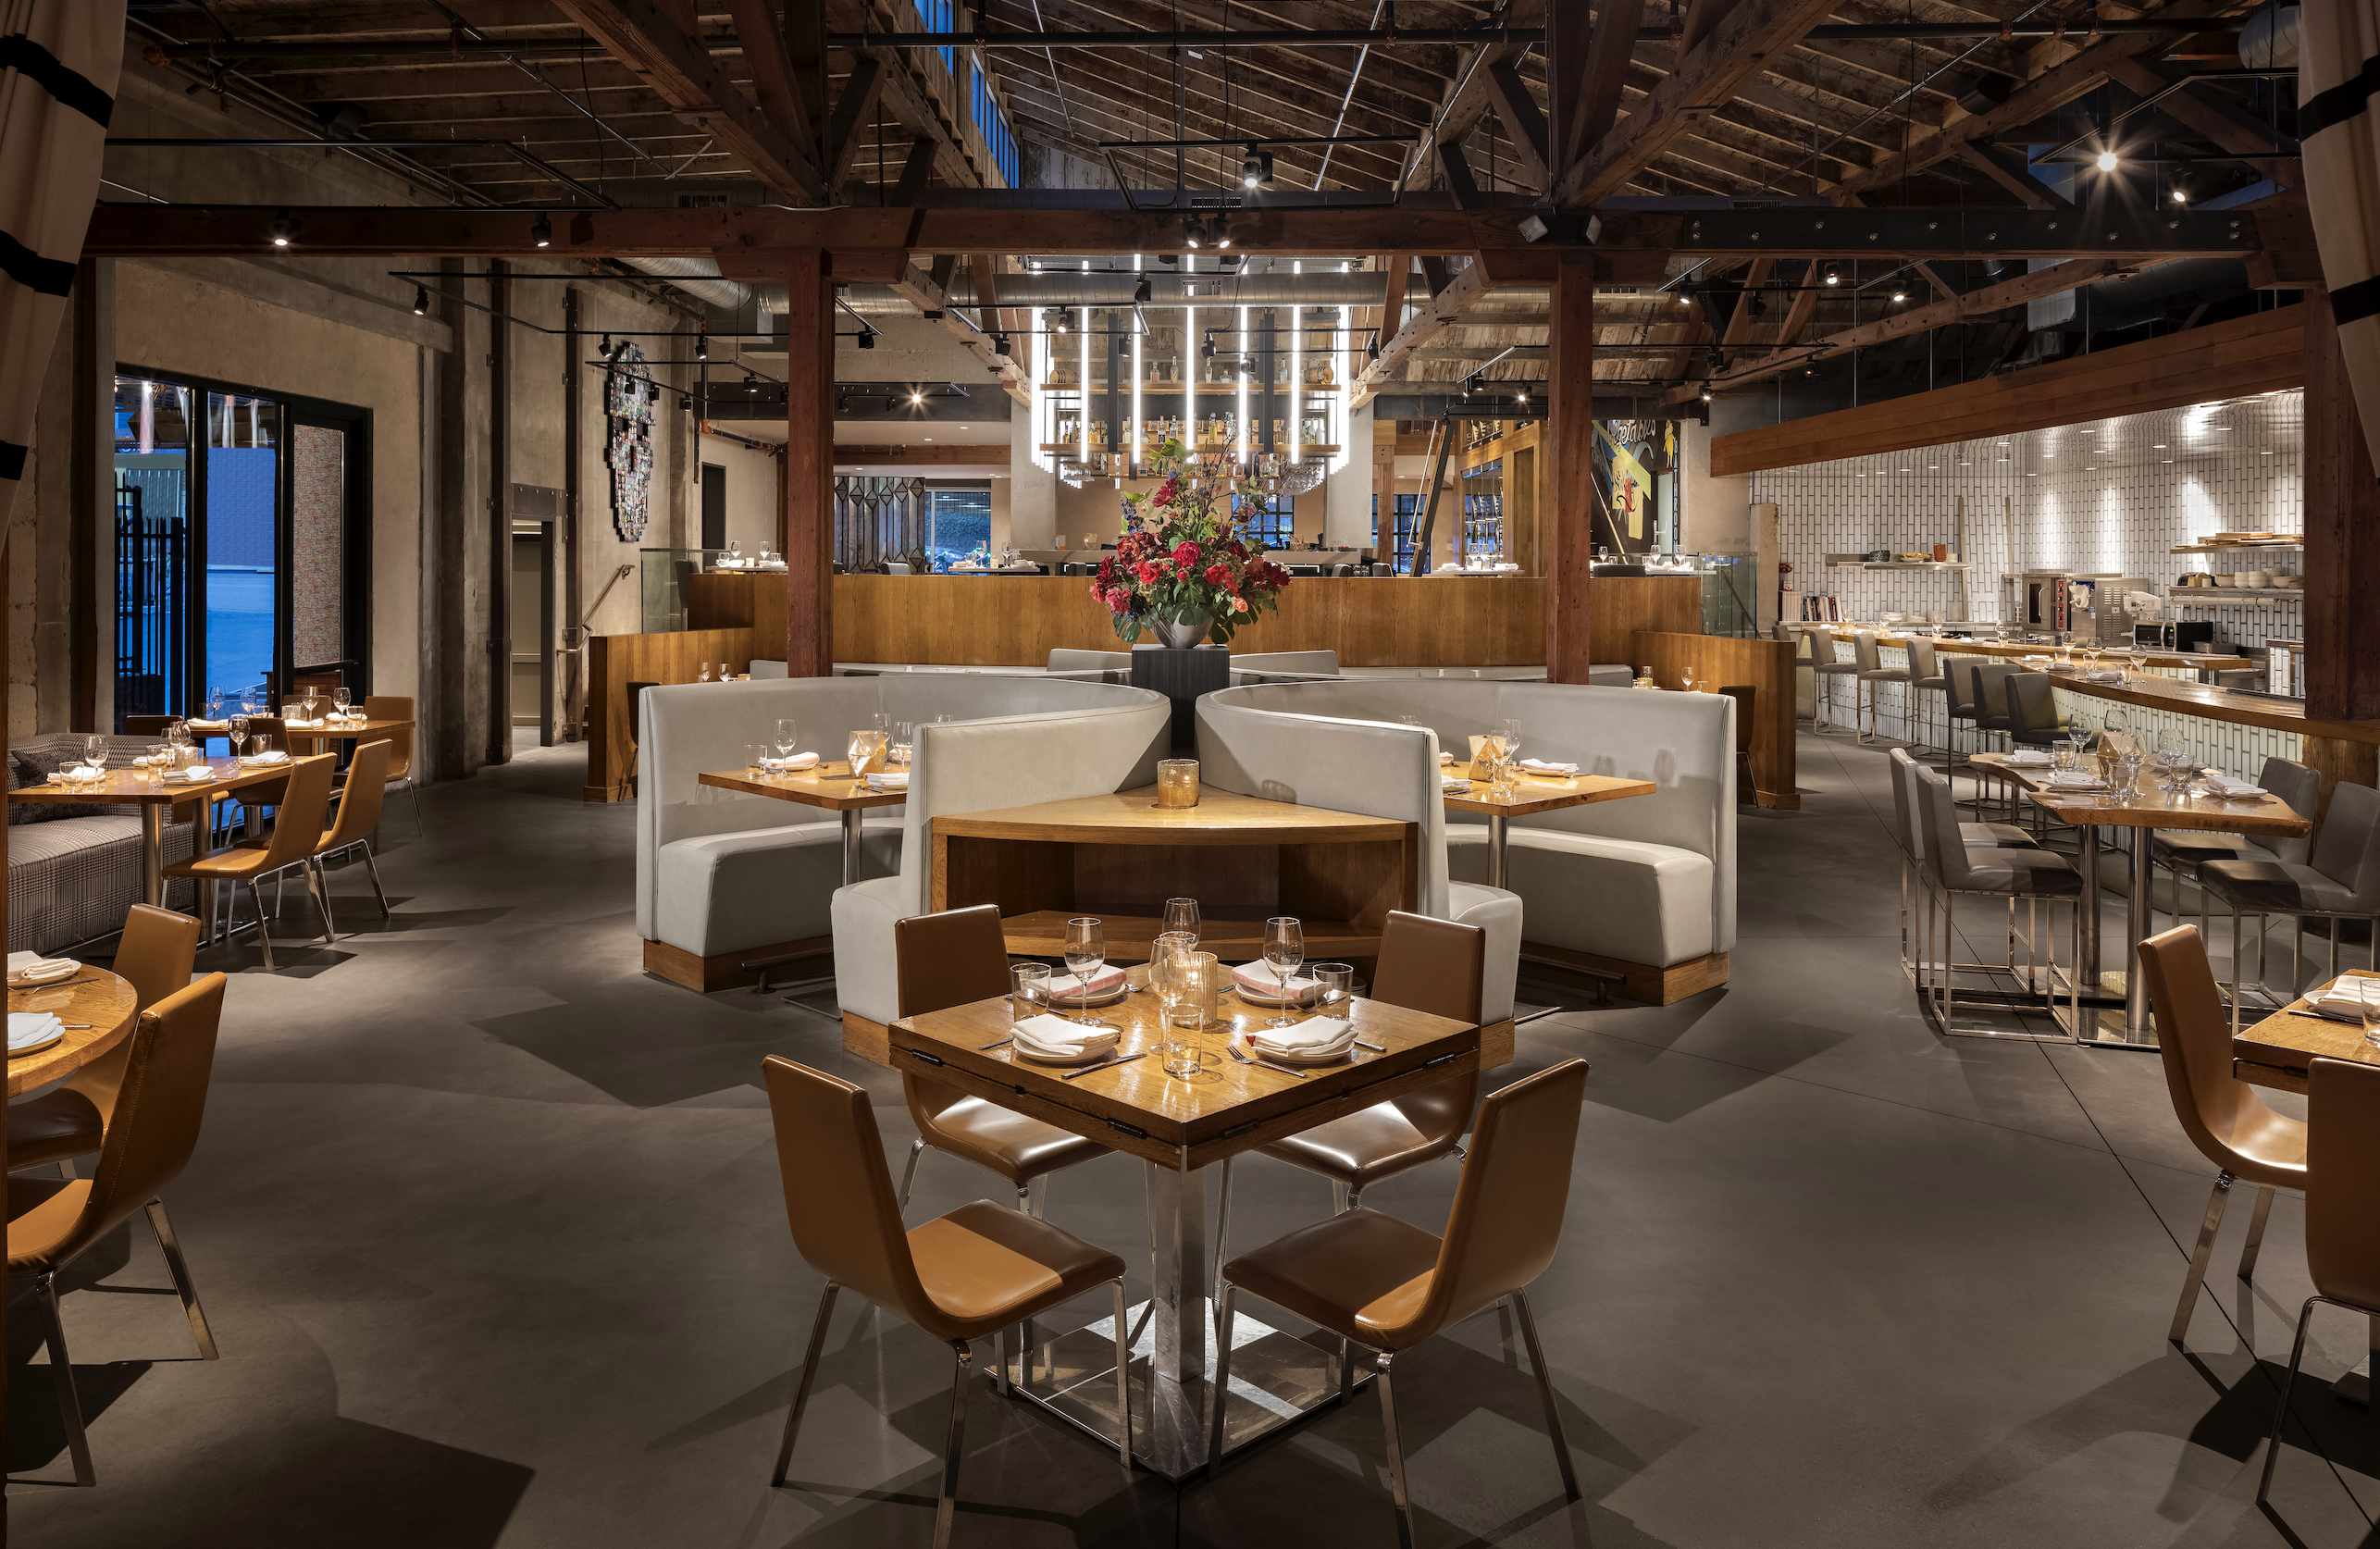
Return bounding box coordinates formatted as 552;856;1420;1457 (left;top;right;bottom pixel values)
531;212;552;247
412;285;428;316
268;210;297;247
1823;266;1840;285
2098;150;2119;171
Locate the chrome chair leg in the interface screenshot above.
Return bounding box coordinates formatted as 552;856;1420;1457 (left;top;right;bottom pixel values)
770;1282;841;1486
1109;1278;1133;1470
993;1326;1010;1396
33;1271;94;1486
2171;1172;2233;1345
247;879;276;971
405;779;426;836
360;843;392;919
1330;1180;1351;1215
896;1137;925;1213
2257;1295;2321;1504
935;1341;974;1549
2239;1184;2277;1283
144;1198;217;1359
1377;1349;1417;1549
1208;1281;1239;1473
1509;1290;1580;1501
307;858;338;944
1012;1182;1036;1381
1211;1157;1233;1323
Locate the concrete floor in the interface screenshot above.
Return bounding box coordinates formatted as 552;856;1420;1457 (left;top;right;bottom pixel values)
10;729;2380;1546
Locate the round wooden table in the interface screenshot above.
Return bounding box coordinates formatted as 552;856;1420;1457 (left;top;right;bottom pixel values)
7;968;138;1097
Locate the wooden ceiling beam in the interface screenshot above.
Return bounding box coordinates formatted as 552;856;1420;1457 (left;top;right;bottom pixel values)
1399;0;1545;192
887;258;1033;404
993;74;1411;180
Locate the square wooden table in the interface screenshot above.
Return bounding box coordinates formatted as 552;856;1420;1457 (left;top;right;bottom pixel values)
2234;968;2380;1094
889;983;1480;1480
697;762;907;885
1442;766;1658;887
275;716;414;754
1972;752;2312;1047
6;759;319;907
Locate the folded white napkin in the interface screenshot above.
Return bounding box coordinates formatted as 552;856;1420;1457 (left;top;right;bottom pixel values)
1439;751;1456;765
1518;758;1579;775
1044;965;1127;1000
179;765;217;783
1246;1015;1356;1062
239;750;291;766
8;1012;63;1053
2205;773;2268;798
6;952;76;984
61;764;104;781
863;771;909;792
2307;978;2380;1020
759;752;819;773
1441;775;1472;793
2002;750;2053;766
186;719;229;730
2045;770;2108;789
1010;1013;1121;1061
2082;670;2125;684
1233;964;1320;1004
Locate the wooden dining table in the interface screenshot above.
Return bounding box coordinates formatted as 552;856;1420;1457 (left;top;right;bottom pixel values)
6;759;322;909
7;966;138;1098
1972;752;2312;1047
888;979;1480;1480
1442;764;1657;887
696;761;908;885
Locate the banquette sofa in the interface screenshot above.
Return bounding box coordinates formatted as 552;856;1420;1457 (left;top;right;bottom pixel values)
636;675;1167;990
1200;680;1737;1003
6;733;205;953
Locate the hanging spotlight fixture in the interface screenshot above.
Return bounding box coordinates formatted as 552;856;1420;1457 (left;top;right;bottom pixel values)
1184;217;1204;249
1700;384;1714;402
411;285;428;316
268;210;297;247
2171;184;2188;204
2097;149;2118;172
745;374;757;394
531;212;552;247
992;333;1011;356
1201;330;1217;359
1891;287;1907;303
857;328;875;350
1240;143;1274;189
1133;274;1152;304
601;333;613;355
1214;222;1233;250
1823;266;1840;286
695;332;708;360
1366;332;1380;362
1678;291;1692;306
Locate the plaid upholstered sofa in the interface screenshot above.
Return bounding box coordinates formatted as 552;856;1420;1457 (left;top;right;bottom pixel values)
7;733;203;953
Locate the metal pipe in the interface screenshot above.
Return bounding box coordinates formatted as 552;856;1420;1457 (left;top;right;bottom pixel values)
614;255;752;312
105;138;617;208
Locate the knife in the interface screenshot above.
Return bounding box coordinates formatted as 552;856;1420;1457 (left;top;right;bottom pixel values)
1062;1050;1147;1080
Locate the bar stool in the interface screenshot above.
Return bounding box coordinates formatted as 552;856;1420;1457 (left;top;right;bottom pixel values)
1889;749;2038;992
1852;630;1910;745
1906;639;1952;763
2135;924;2305;1349
2002;672;2075;748
1810;632;1859;734
2199;780;2380;1032
2256;1054;2380;1506
2152;758;2320;934
1939;651;1984;776
1965;663;2022;817
1913;761;2083;1035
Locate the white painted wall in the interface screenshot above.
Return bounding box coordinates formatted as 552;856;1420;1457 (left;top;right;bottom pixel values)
1324;413;1374;551
700;430;780;553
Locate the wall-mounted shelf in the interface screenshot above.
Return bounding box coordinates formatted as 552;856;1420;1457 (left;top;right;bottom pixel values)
1825;560;1971;571
2171;540;2304;553
2166;587;2302;604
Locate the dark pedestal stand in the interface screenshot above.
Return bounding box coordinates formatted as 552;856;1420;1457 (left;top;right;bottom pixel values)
1131;644;1231;750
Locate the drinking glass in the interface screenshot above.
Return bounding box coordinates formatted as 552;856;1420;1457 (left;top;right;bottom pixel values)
720;662;735;682
333;686;352;714
1010;963;1051;1022
143;743;169;788
775;718;801;761
2050;741;2077;776
302;688;321;722
727;539;743;564
891;722;917;767
746;743;770;776
1262;916;1305;1028
1310;962;1353;1010
80;737;107;788
238;690;256;716
2360;980;2380;1049
1062;917;1109;1028
1162;897;1200;946
227;715;248;762
698;663;713;682
205;688;224;718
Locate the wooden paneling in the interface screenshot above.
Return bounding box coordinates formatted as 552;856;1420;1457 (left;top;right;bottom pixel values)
583;627;756;801
1523;943;1731;1006
1587;576;1702;665
1709;304;2308;477
1630;630;1801;810
683;572;787;659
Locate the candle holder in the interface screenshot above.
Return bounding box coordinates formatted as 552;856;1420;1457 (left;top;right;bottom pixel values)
1157;758;1200;808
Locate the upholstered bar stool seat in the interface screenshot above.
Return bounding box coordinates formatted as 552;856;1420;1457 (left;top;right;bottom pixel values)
2152;757;2320;927
1852;630;1910;745
1810;633;1858;734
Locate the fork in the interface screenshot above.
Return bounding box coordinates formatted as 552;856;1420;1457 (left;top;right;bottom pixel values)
1227;1044;1307;1079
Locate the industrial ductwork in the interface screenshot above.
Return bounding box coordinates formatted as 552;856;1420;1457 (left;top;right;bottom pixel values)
615;255;751;312
751;272;1404;316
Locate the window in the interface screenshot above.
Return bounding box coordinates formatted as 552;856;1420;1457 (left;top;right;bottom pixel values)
1371;493;1419;572
925;487;991;569
1241;492;1295;551
912;0;954;70
973;73;1020;188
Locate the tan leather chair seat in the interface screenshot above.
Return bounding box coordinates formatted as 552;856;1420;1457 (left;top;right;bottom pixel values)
6;1177;92;1274
1258;1107;1450;1190
908;1200;1125;1334
6;1095;106;1173
915;1094;1108;1184
1224;1207;1443;1347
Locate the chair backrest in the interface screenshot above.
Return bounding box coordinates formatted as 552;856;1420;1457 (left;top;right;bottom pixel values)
895;905;1015;1018
2307;781;2380;909
2137;925;2286;1174
2248;757;2323;865
1807;632;1841;666
242;716;290;757
1047;648;1129;673
250;756;340;872
362;696;415;779
48;974;226;1269
2307;1057;2380;1310
1369;911;1486;1146
1968;663;2019;725
1887;748;1923;862
2005;672;2064;737
1912;762;1984;888
319;741;391;851
1941;655;1976;715
124;715;175;737
761;1056;946;1333
1717;686;1756;752
116;904;200;1011
1381;1058;1590;1345
1853;630;1882;673
1909;639;1940;681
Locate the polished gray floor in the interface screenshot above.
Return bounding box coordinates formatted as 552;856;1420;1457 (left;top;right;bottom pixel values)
11;729;2380;1546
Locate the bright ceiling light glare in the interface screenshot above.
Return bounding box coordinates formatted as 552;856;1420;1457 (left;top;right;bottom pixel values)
1823;266;1841;285
2172;187;2188;204
1891;288;1907;303
1184;217;1203;250
2098;150;2119;172
411;285;428;316
531;212;552;247
268;210;295;247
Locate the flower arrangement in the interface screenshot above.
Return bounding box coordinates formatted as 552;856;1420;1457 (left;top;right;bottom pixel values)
1090;440;1292;645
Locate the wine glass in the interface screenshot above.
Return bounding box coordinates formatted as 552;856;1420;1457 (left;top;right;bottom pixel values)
891;721;917;768
1262;916;1305;1028
1163;897;1199;947
227;713;250;763
2360;980;2380;1049
302;687;321;723
80;735;108;788
1063;917;1109;1027
333;685;352;715
205;687;223;719
2126;646;2148;683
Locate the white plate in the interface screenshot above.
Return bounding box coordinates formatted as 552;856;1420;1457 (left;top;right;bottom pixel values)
8;1019;64;1057
1234;979;1322;1009
1240;1035;1353;1066
1044;983;1129;1009
1011;1035;1123;1065
6;959;78;986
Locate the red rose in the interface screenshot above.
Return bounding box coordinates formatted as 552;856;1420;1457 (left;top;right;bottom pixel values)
1104;588;1130;613
1204;563;1232;587
1172;540;1201;570
1134;560;1165;586
1227;540;1249;560
1097;557;1115;583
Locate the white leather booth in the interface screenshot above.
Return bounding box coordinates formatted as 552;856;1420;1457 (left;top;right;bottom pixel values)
638;675;1164;989
1201;680;1737;1003
1194;694;1525;1022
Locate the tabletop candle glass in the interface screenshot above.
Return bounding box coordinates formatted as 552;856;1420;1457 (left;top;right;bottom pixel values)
846;729;885;776
1262;916;1305;1028
1157;758;1200;809
144;743;169;788
1062;916;1109;1027
1010;963;1051;1022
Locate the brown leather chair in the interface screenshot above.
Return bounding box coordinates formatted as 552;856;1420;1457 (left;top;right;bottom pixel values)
8;973;228;1486
7;903;203;1182
892;906;1112;1219
364;694;423;833
239;739;393;938
2259;1055;2380;1503
1209;1058;1593;1543
762;1057;1129;1545
1212;912;1486;1310
2138;924;2307;1346
163;752;338;971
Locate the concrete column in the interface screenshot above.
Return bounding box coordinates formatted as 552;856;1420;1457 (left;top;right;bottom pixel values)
1007;404;1057;547
784;249;835;676
1323;412;1373;551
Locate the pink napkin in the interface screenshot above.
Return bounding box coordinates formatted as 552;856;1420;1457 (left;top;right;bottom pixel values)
1233;963;1320;1004
1044;965;1127;999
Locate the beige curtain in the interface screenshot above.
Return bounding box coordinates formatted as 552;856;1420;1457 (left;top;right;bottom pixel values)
2303;2;2380;458
0;1;122;527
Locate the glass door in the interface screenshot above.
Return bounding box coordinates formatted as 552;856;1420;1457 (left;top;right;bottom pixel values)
204;389;282;708
114;376;192;723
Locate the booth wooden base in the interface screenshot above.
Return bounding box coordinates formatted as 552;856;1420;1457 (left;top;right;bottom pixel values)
846;1011;1513;1071
1522;943;1729;1006
643;935;831;993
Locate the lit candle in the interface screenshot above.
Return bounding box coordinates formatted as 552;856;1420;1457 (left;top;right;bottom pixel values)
1157;758;1200;809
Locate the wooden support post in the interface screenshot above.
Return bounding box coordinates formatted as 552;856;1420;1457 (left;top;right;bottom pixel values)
784;248;835;676
2304;284;2380;725
1547;252;1594;683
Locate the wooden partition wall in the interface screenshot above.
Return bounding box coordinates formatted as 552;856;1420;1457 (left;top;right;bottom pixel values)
582;627;755;802
1630;630;1799;810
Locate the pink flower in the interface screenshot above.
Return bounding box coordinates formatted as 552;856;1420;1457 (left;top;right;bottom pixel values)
1232;596;1248;613
1104;588;1130;613
1172;540;1201;570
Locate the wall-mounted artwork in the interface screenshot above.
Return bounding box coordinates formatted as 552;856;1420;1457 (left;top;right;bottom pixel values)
606;341;656;540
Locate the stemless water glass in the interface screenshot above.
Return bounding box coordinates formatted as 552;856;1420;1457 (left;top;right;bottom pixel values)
720;662;735;682
1163;897;1200;946
2356;979;2380;1049
1262;916;1305;1028
1010;963;1051;1022
891;721;917;767
1311;963;1354;1010
746;743;770;776
1063;917;1109;1028
698;663;713;682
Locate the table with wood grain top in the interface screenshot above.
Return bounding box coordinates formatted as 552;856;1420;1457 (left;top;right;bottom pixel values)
696;762;907;885
1972;752;2312;1047
1443;767;1658;887
931;787;1419;965
2233;970;2380;1093
269;716;415;753
6;758;330;908
7;968;138;1098
890;982;1479;1478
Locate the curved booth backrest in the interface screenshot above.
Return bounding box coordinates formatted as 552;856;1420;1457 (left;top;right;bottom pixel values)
1232;650;1340;675
1195;693;1448;914
1047;648;1131;673
637;676;1166;937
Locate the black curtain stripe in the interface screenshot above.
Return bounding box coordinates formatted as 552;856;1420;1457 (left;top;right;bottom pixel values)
2302;54;2380;140
0;34;113;129
0;439;26;483
2331;274;2380;328
0;228;75;296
